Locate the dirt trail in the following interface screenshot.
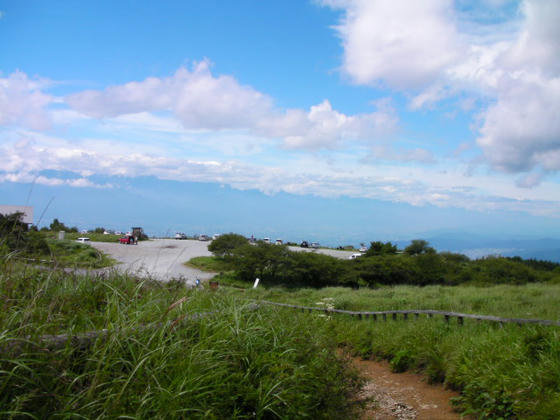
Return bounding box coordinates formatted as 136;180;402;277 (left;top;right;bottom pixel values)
351;357;464;420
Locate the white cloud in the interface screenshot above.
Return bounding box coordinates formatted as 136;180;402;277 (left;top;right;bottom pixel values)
323;0;461;89
477;75;560;173
0;71;53;130
1;133;559;217
65;61;396;151
259;99;396;150
66;60;273;130
322;0;560;180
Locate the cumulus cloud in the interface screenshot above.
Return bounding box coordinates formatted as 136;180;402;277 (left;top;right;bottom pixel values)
259;99;396;150
0;71;52;130
322;0;461;89
477;76;560;173
322;0;560;181
66;61;396;150
67;61;273;130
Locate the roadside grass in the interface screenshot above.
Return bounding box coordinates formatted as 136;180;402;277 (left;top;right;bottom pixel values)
185;256;235;273
0;263;361;419
46;238;116;268
46;232;123;243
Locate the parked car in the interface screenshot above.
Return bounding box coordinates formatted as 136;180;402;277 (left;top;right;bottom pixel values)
349;253;363;260
300;241;309;248
175;232;187;240
275;239;283;245
119;235;136;245
199;234;210;241
76;237;90;243
263;237;270;244
310;242;320;249
212;234;221;240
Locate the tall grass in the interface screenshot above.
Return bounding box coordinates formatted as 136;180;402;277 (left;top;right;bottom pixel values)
239;283;560;319
0;263;360;418
232;284;560;419
327;316;560;419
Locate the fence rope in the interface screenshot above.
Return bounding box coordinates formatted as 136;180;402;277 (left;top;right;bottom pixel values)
3;298;559;357
256;300;560;327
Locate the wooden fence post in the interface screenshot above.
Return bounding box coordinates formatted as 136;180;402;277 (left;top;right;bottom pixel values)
392;313;397;321
444;315;450;323
458;316;464;326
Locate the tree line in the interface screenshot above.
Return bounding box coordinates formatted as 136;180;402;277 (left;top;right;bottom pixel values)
209;234;560;288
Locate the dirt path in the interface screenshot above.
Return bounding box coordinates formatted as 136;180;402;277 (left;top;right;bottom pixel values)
351;357;464;420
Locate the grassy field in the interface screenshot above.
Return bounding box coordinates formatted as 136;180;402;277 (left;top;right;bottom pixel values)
45;238;116;268
192;253;560;419
218;283;560;419
4;250;560;418
184;255;235;273
0;263;360;419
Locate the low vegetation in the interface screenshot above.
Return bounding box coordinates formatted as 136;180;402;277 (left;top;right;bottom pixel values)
184;255;235;273
4;223;560;418
200;239;560;288
0;263;360;419
0;212;114;268
189;237;560;418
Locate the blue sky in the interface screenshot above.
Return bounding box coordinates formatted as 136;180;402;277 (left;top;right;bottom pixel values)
1;0;559;244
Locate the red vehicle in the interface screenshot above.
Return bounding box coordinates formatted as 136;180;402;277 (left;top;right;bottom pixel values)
119;235;136;245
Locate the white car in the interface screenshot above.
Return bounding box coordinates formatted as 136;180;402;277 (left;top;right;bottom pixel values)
198;234;210;241
76;237;91;243
263;237;270;244
349;253;363;260
175;233;187;240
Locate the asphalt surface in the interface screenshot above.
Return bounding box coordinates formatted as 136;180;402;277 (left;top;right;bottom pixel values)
91;239;358;284
91;239;215;284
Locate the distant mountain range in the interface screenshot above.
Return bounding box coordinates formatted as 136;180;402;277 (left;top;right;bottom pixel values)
395;233;560;262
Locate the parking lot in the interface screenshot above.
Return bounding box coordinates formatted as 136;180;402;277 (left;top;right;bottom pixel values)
92;239;357;284
91;239;215;284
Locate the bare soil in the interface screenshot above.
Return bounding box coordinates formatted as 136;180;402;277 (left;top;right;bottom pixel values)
351;357;465;420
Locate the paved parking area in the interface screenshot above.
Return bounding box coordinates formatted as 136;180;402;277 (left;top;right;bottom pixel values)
91;239;357;284
91;239;215;284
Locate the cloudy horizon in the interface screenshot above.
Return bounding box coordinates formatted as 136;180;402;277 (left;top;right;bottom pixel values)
1;0;559;243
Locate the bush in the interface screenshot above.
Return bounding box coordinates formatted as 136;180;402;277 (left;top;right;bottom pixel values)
208;233;248;257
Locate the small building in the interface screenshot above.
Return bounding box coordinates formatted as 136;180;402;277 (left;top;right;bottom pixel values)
0;205;34;226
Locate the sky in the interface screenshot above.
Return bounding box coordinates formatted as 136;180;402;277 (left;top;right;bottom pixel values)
1;0;559;245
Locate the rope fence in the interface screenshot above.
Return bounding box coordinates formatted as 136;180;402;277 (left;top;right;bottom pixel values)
257;300;560;327
3;298;559;357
